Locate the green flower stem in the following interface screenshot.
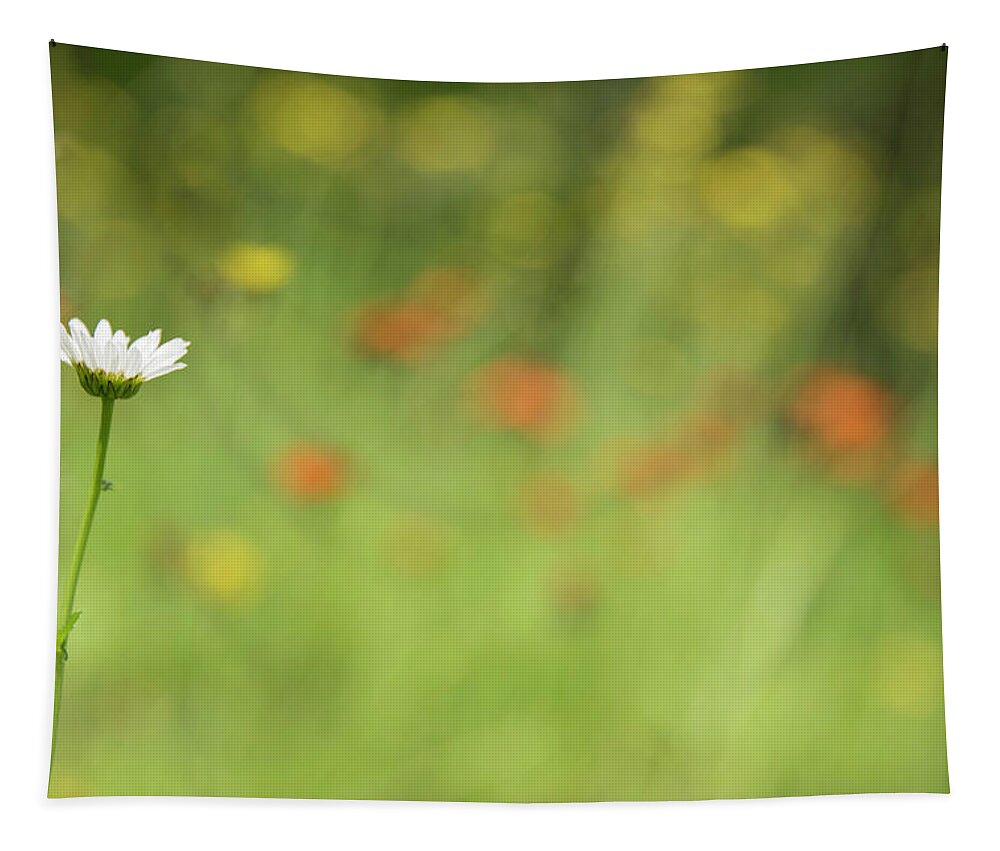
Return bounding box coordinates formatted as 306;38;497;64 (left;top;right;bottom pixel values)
50;396;115;775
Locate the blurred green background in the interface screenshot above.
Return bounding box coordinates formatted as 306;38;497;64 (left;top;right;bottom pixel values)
50;43;947;800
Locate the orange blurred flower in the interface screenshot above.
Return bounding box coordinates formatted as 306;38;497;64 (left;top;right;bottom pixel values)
273;442;351;501
355;267;482;364
473;358;578;439
356;301;449;363
790;366;894;452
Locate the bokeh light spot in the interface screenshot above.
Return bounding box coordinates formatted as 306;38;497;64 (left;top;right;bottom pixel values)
273;442;352;502
184;530;263;604
473;359;579;440
252;76;376;165
216;242;295;294
699;146;799;230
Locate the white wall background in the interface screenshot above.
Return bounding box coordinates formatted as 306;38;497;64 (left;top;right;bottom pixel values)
1;2;996;849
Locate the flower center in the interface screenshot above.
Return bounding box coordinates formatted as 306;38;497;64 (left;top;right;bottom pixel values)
74;364;144;399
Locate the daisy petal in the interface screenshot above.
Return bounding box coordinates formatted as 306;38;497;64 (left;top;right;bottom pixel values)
68;319;96;370
60;324;81;364
142;361;187;381
110;330;128;373
124;340;145;377
128;329;163;375
93;320;113;371
141;337;190;376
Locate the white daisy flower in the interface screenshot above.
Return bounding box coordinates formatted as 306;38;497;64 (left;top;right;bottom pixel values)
60;318;190;399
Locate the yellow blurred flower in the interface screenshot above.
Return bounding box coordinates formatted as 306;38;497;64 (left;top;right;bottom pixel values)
184;530;263;604
699;146;799;230
400;96;494;173
216;242;294;294
631;71;741;159
252;76;376;165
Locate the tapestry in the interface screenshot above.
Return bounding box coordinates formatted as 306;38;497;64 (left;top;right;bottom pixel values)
49;43;949;800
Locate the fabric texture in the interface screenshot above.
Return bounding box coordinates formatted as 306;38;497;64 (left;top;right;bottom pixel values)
50;43;948;800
